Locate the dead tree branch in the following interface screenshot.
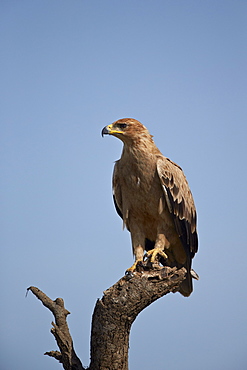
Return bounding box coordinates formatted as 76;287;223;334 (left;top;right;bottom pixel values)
27;286;84;370
28;266;186;370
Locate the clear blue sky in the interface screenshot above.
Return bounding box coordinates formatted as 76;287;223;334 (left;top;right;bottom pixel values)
1;1;247;369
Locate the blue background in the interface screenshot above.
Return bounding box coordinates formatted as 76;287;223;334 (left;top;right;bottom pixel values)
1;1;246;369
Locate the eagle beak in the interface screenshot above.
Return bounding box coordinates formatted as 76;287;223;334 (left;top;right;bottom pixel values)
101;124;112;137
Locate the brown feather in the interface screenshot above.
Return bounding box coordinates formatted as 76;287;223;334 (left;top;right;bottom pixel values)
104;118;198;296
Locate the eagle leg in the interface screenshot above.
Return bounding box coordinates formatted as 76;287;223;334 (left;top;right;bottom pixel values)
145;248;168;264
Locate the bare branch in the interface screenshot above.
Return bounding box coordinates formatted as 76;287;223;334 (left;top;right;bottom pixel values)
44;350;62;362
28;265;186;370
27;286;85;370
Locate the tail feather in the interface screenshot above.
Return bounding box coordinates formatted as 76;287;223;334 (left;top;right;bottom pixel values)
179;258;193;297
179;271;193;297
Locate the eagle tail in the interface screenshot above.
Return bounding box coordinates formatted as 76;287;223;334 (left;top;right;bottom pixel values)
179;273;193;297
178;258;193;297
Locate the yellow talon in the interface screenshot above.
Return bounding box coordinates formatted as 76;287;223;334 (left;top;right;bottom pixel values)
125;258;143;273
146;248;168;263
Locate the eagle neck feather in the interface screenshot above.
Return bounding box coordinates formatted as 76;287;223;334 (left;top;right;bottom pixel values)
120;139;161;193
121;135;161;162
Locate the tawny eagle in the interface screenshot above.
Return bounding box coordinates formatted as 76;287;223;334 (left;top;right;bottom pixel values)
102;118;198;296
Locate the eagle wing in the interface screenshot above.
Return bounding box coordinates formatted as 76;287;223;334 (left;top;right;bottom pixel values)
112;161;124;220
157;157;198;258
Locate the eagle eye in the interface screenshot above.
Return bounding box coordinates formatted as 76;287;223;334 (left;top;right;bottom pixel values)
118;123;127;129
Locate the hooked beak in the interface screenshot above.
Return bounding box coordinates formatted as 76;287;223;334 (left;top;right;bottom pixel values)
101;125;111;137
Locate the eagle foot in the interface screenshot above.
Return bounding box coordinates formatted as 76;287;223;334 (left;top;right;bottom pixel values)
125;259;144;277
145;247;168;264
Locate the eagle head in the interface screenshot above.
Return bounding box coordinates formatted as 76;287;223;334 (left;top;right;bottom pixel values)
101;118;152;144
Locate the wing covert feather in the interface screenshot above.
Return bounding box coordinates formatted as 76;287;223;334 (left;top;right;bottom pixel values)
157;157;198;257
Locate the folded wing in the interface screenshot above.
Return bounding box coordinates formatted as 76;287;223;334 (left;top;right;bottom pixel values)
157;157;198;259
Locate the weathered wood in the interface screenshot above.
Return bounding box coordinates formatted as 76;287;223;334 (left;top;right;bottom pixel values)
28;266;186;370
89;266;186;370
27;286;84;370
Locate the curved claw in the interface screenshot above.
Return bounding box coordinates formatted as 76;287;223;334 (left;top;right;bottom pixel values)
125;270;134;280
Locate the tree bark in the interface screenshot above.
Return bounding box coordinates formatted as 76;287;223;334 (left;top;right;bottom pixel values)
28;265;186;370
